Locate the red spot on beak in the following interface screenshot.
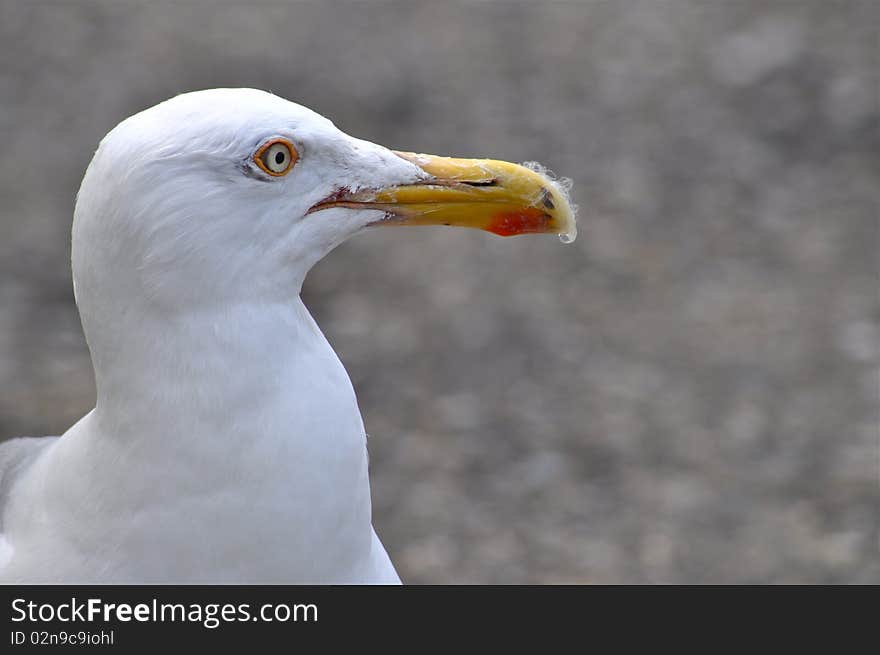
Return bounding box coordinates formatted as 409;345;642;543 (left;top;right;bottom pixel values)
486;208;552;237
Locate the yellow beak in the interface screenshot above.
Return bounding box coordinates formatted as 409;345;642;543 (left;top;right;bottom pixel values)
310;151;577;242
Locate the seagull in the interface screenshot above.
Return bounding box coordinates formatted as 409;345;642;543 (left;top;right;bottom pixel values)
0;88;576;583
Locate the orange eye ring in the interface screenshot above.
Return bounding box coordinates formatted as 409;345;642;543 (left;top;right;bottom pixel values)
254;138;298;176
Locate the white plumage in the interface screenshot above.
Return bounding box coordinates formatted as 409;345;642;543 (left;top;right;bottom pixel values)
0;88;574;583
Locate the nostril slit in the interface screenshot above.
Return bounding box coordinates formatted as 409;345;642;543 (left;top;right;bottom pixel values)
463;179;499;187
540;188;555;209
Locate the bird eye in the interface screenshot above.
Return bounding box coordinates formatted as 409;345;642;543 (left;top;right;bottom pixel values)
254;139;297;176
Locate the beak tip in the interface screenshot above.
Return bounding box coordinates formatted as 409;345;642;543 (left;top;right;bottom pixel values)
554;201;578;244
541;179;578;244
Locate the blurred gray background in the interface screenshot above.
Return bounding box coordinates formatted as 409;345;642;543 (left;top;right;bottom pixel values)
1;0;877;583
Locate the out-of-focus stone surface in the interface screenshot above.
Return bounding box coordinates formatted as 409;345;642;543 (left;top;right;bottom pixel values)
0;0;877;583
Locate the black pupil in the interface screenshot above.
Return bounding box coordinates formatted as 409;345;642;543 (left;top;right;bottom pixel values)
274;150;286;165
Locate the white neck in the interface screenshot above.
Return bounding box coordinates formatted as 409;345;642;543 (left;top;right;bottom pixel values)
89;297;315;431
62;296;376;582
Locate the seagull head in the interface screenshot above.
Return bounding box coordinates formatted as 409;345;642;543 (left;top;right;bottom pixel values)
72;88;576;315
